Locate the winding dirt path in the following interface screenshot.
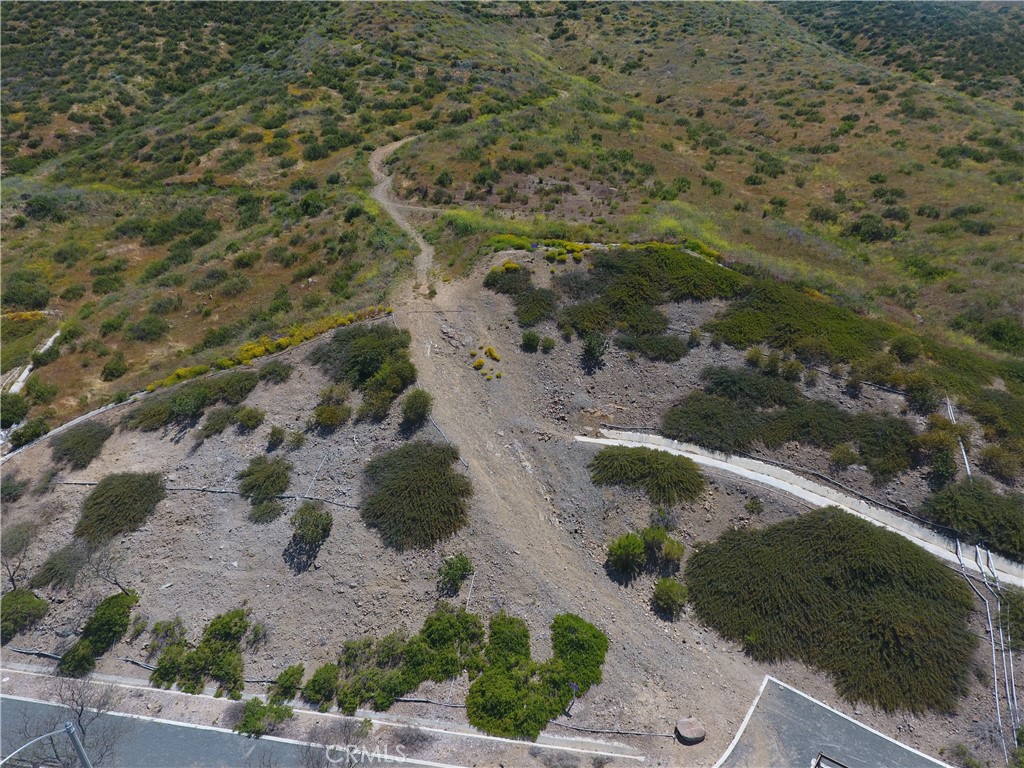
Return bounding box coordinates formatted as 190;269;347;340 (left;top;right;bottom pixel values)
369;137;435;284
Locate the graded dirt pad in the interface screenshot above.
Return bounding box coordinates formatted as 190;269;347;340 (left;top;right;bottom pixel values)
1;228;1011;768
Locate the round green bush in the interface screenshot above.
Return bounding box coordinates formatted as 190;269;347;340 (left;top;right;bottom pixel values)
400;388;433;429
237;456;292;505
302;663;339;712
361;442;472;550
652;578;688;620
606;533;644;578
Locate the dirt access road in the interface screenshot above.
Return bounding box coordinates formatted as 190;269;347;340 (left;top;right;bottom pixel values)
363;139;986;767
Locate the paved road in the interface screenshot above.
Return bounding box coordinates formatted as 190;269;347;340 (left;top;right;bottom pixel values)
715;677;950;768
369;137;434;284
0;695;464;768
577;430;1023;584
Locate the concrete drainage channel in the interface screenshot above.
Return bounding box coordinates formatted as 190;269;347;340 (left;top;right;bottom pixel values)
576;429;1023;584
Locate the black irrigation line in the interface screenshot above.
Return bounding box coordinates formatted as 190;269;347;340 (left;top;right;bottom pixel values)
394;697;467;710
54;482;360;510
546;720;675;739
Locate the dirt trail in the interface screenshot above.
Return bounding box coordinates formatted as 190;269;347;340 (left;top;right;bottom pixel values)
370;137;435;284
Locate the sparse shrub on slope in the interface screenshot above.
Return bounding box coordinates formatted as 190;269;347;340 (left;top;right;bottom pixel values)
685;507;976;713
704;281;893;364
59;591;139;677
1;392;29;428
75;472;166;546
124;371;259;431
1;589;48;644
303;663;340;712
400;388;433;432
238;456;292;506
234;697;293;738
918;478;1024;561
361;442;472;550
51;422;114;470
151;608;250;699
309;325;416;421
661;366;923;484
284;501;332;573
269;664;305;705
437;553;473;596
336;603;486;714
30;541;91;590
466;613;607;740
588;445;705;505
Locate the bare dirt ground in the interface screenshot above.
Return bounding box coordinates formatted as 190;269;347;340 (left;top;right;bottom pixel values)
1;142;1014;768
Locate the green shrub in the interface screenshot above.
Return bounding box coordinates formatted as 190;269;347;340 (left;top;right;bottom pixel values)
124;372;259;431
1;589;48;644
705;281;892;364
10;417;49;448
197;407;238;442
540;337;556;353
285;501;332;571
606;533;645;579
685;507;976;712
235;697;293;737
81;591;138;652
466;613;607;740
309;403;351;432
237;456;292;505
309;325;416;421
151;608;249;698
234;407;265;431
303;663;339;711
267;426;286;451
25;374;57;405
400;388;433;431
125;314;169;342
662;365;922;483
75;472;166;546
1;474;29;504
438;553;473;596
249;500;285;524
51;422;114;470
1;392;29;428
918;478;1023;561
60;591;139;677
269;664;305;705
58;639;96;677
589;446;705;505
30;541;90;590
652;578;687;620
257;360;293;384
521;331;540;352
514;288;558;327
100;354;128;381
361;442;472;550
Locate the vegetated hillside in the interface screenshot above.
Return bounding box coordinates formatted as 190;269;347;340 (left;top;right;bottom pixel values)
2;2;1021;445
780;2;1024;99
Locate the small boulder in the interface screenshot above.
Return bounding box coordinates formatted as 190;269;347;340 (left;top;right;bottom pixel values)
675;717;706;745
